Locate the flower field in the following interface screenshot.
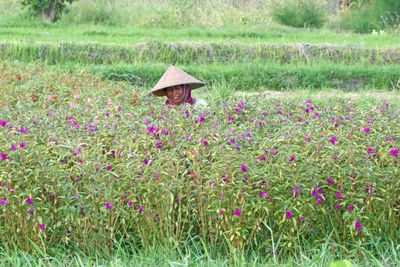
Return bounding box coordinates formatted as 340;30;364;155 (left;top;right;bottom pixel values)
0;64;399;262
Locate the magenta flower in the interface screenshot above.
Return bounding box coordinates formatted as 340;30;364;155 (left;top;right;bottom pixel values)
363;127;371;134
28;208;34;214
345;116;351;121
199;114;205;123
289;154;296;163
0;199;7;206
0;152;7;161
26;198;33;205
271;149;278;157
209;181;215;187
311;189;318;197
355;221;362;229
19;142;27;148
305;136;312;143
326;178;334;185
367;147;375;154
127;200;133;207
336;192;343;199
138;205;144;214
390;148;398;158
38;224;46;231
233;209;242;216
202;139;209;146
105;202;112;209
0;120;6;127
292;187;300;198
285;210;293;220
258;156;266;161
156;141;163;149
329;136;337;145
348;205;355;212
162;129;169;135
106;165;112;171
317;197;324;205
219;210;225;216
259;191;267;199
241;164;248;172
11;144;17;151
239;101;245;108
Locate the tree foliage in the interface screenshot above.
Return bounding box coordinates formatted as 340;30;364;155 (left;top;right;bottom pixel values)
21;0;77;22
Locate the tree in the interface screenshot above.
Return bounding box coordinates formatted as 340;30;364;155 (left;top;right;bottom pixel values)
21;0;77;22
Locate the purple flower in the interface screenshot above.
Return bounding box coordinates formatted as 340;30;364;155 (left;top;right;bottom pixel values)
106;165;112;171
241;164;248;172
345;116;351;121
285;210;293;220
209;181;216;187
348;205;355;212
229;138;235;144
28;208;34;214
233;209;242;216
311;189;318;197
355;221;362;229
326;178;334;185
38;224;46;231
317;197;324;205
127;200;133;207
289;154;296;163
258;156;266;161
138;205;144;214
336;192;343;199
367;147;375;154
26;198;33;205
239;101;245;108
156;141;163;149
219;210;225;216
363;127;371;134
0;120;6;127
390;148;398;158
259;191;267;199
271;149;278;157
49;194;56;202
202;139;209;146
162;129;169;135
199;114;205;123
335;204;341;209
0;152;7;161
365;184;373;196
310;227;315;233
20;127;29;134
105;202;112;209
329;136;337;145
292;187;300;198
11;144;17;151
305;136;312;143
0;199;7;206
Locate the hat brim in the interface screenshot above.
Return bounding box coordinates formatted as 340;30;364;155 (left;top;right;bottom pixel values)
151;82;205;97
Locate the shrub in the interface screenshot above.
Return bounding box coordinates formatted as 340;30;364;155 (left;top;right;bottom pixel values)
272;0;326;28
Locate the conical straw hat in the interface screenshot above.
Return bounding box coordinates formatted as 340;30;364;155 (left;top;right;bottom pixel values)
150;65;205;96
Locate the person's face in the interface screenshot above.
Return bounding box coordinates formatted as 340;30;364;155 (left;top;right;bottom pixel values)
166;85;185;105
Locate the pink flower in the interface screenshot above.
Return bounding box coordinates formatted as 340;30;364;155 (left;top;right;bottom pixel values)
26;198;33;205
305;136;312;143
367;147;375;154
363;127;371;134
127;200;133;207
326;178;334;185
233;209;242;216
105;202;112;209
259;191;267;199
285;210;293;220
348;205;355;212
355;221;362;229
336;192;343;199
202;139;209;146
241;164;248;172
0;153;7;161
390;148;398;158
329;136;337;145
156;141;163;149
138;205;144;214
11;144;17;151
0;120;6;127
106;165;112;171
0;199;7;206
38;224;46;231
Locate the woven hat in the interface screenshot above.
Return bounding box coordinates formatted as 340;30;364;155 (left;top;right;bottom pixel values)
150;65;205;97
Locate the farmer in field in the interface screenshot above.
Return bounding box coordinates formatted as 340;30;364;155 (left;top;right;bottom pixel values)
150;65;207;106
